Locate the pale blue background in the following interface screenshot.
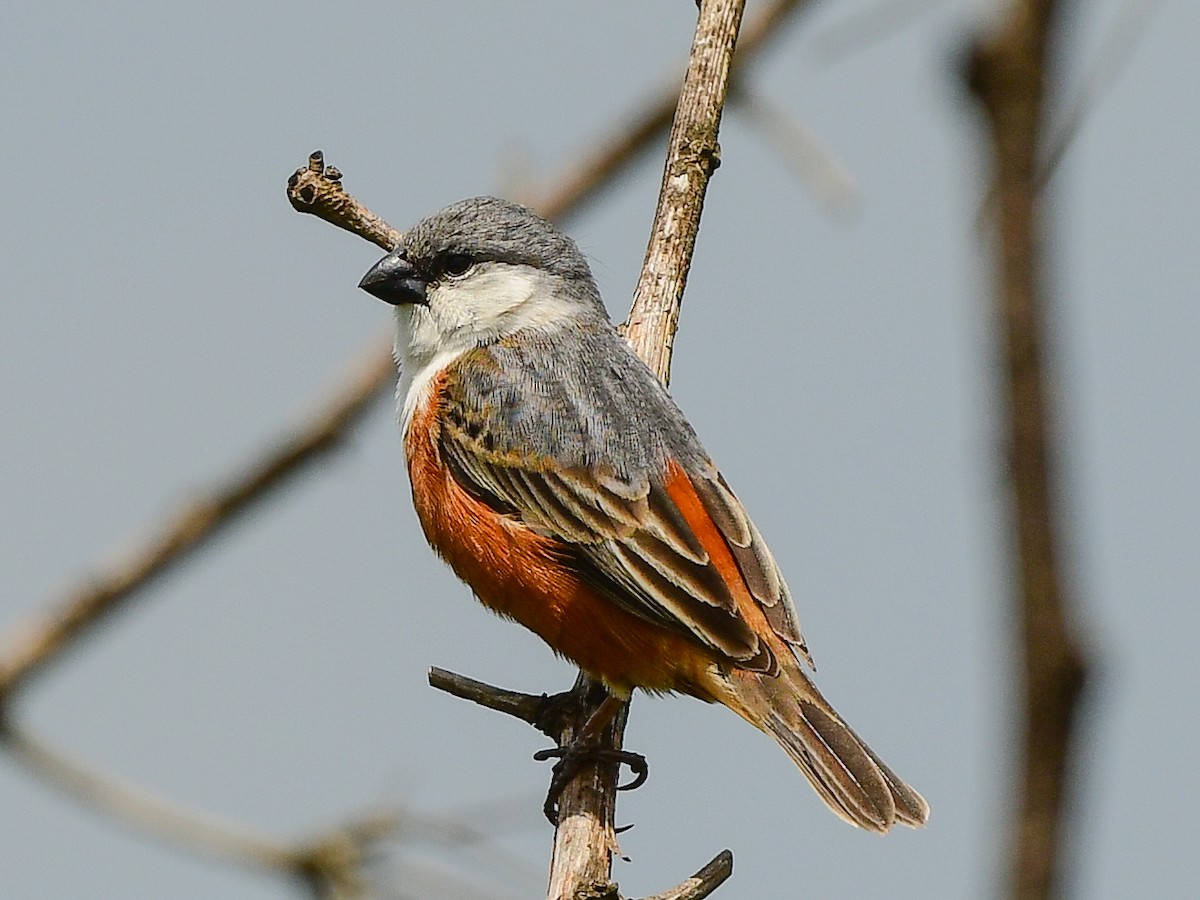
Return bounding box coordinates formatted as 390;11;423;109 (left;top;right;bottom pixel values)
2;1;1196;897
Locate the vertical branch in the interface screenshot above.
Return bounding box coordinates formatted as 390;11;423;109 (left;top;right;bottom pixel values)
547;1;746;898
544;675;628;900
623;2;746;383
965;3;1090;899
530;0;813;224
0;1;806;896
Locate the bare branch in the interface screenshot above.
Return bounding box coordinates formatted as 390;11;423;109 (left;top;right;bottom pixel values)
427;666;550;732
1039;0;1166;186
291;813;402;900
3;721;525;899
964;2;1092;899
527;0;816;224
622;0;747;384
638;850;734;900
1;721;296;869
813;0;945;62
287;151;403;250
544;673;629;900
2;719;407;900
548;1;750;897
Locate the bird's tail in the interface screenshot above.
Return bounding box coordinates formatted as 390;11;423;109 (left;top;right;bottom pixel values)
710;664;929;832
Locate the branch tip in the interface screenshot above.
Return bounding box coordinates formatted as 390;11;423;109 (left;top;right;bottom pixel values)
427;666;548;728
286;150;401;251
640;849;734;900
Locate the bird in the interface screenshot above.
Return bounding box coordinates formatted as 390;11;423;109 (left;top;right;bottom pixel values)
357;196;929;832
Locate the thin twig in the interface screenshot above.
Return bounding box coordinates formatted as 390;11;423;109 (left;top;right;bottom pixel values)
2;721;295;869
813;0;945;62
547;1;748;898
730;86;860;217
427;666;549;731
1;720;403;897
525;0;815;223
622;0;747;384
638;850;733;900
1038;0;1166;187
291;813;402;900
288;152;403;250
542;672;628;900
964;3;1091;899
975;0;1165;225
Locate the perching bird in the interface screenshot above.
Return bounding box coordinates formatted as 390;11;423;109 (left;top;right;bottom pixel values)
358;197;928;832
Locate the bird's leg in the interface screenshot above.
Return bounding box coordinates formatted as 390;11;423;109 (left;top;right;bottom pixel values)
533;692;648;824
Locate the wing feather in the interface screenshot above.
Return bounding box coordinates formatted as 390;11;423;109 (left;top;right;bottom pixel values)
622;531;738;615
604;541;758;661
544;470;644;535
510;470;599;542
437;382;807;672
692;471;810;662
639;481;711;566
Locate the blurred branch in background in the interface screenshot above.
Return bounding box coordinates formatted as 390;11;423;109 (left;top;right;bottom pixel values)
964;2;1092;899
813;0;947;61
1038;0;1166;188
0;346;395;709
519;0;814;223
2;721;394;900
729;85;861;218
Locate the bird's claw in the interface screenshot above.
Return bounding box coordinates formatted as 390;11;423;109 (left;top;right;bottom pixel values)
534;742;649;824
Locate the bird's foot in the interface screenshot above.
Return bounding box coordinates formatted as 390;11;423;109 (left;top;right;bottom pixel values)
534;740;649;824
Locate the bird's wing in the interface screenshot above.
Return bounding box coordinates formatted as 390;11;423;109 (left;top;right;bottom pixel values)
439;401;811;674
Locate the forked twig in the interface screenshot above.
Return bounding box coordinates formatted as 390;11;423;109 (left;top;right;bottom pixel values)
2;720;397;897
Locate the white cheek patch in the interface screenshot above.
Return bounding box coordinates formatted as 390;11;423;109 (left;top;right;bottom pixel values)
391;263;573;438
443;265;540;327
433;263;585;339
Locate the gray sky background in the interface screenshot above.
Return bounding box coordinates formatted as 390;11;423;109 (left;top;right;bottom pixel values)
2;1;1196;897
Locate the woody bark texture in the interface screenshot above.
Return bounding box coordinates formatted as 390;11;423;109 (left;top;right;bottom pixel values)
546;2;746;897
623;1;745;385
964;2;1090;899
544;676;629;900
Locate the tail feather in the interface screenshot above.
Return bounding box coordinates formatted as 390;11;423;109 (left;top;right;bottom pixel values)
857;739;930;827
715;666;929;832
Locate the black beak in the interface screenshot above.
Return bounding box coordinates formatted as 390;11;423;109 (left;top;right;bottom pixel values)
358;252;428;306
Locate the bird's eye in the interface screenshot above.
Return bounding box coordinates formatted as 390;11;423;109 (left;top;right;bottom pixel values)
442;253;473;278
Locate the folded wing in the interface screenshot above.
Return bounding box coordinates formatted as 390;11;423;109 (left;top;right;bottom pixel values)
439;407;812;677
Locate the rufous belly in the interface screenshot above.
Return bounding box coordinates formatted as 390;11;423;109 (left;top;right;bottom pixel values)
404;372;714;698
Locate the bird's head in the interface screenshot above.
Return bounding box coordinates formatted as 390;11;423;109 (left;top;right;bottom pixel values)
359;197;606;355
